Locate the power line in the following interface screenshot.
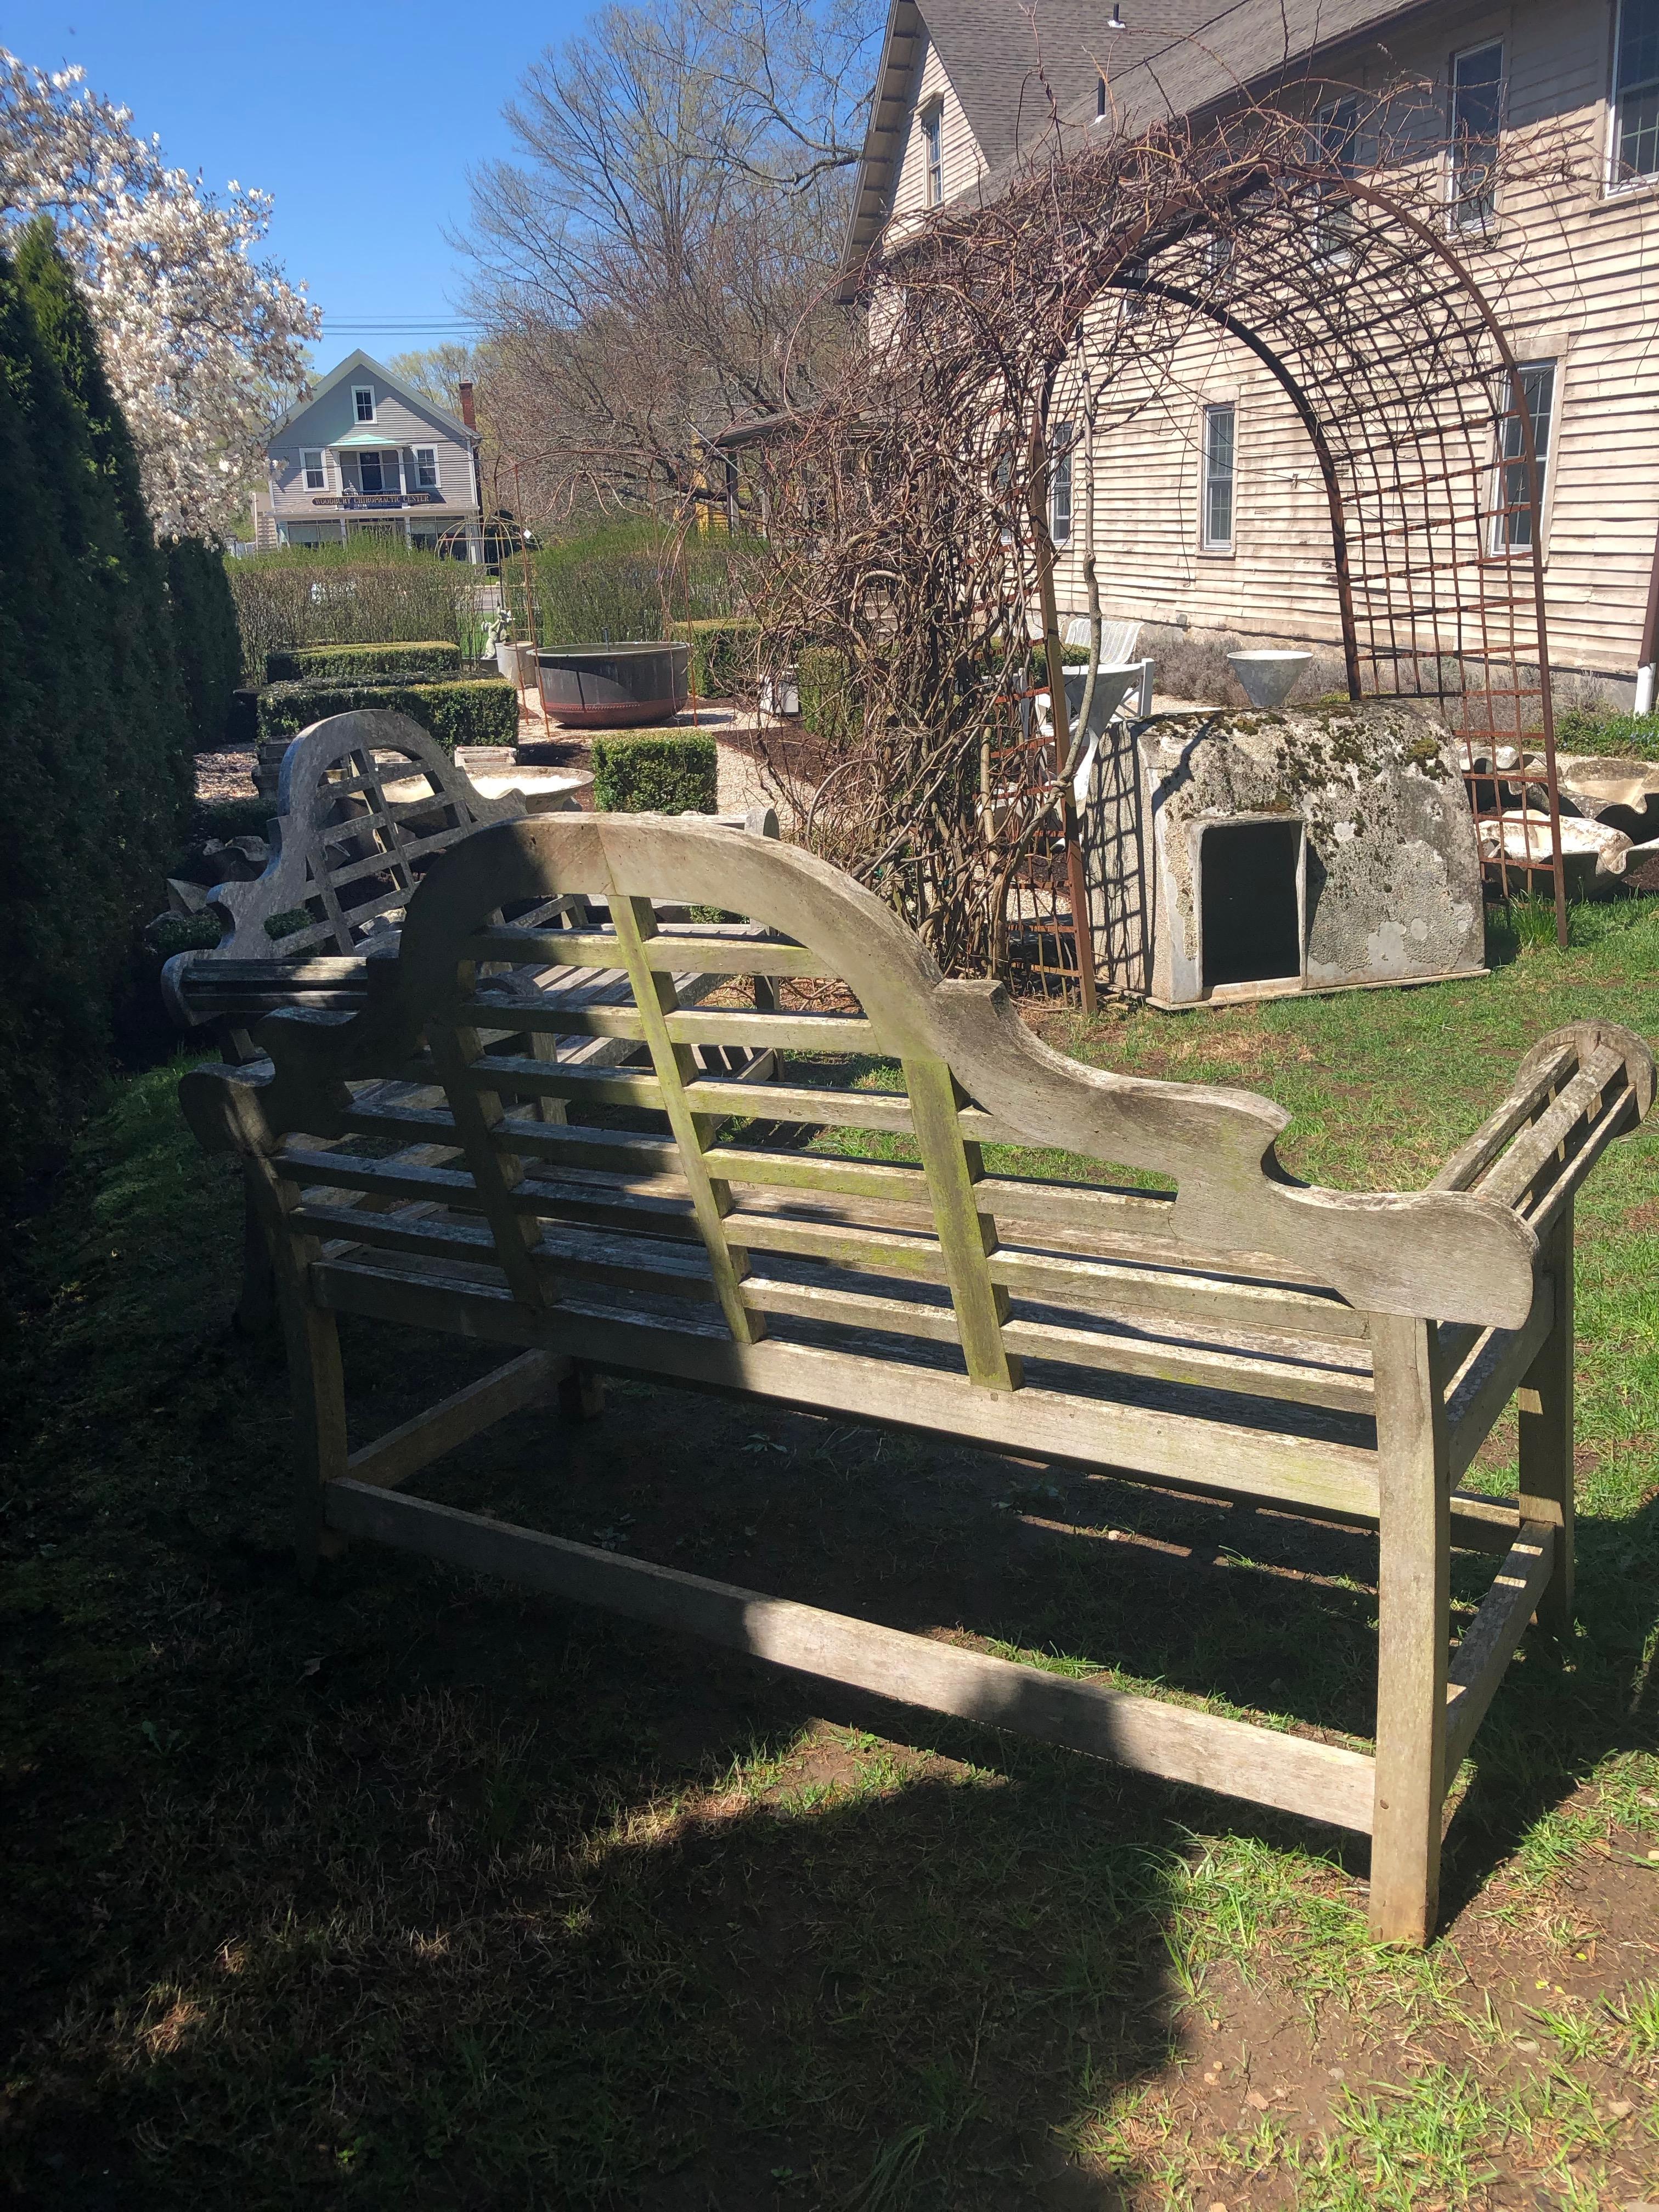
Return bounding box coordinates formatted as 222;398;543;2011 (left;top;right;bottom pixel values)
318;320;487;334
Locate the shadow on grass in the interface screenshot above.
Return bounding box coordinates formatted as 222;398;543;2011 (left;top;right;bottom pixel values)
4;1056;1656;2208
2;1553;1210;2207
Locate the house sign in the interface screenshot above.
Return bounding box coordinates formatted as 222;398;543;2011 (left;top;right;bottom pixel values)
311;491;445;510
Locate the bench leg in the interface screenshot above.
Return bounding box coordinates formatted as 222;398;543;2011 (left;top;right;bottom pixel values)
234;1166;279;1336
279;1296;349;1579
1518;1205;1575;1647
240;1152;349;1578
559;1365;607;1421
274;1283;349;1575
1368;1313;1452;1946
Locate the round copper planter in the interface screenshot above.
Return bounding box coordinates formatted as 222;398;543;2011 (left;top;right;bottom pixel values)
537;642;691;729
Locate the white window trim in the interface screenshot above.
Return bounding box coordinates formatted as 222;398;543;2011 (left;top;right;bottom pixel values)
301;447;328;492
1049;422;1074;545
352;383;376;422
1448;39;1505;233
414;444;441;491
921;100;944;208
1607;0;1659;189
1200;400;1237;555
1487;357;1557;558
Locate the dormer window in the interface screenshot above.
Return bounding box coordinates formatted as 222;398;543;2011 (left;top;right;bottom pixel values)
353;385;376;422
921;101;943;206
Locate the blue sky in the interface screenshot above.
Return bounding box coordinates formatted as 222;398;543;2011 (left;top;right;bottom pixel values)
7;0;594;364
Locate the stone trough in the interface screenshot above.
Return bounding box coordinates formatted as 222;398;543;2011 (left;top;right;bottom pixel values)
1471;748;1659;894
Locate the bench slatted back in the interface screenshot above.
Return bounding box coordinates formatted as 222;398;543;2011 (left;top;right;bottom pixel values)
249;816;1548;1431
208;709;541;959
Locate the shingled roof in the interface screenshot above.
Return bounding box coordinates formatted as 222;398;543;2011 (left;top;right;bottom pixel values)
836;0;1438;297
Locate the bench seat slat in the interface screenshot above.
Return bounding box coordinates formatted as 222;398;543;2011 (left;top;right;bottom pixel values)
470;925;828;976
276;1140;1368;1350
308;1255;1383;1518
742;1277;1373;1413
290;1167;1375;1409
456;997;879;1053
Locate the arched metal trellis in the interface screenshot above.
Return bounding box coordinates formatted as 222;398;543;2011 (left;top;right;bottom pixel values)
753;78;1572;992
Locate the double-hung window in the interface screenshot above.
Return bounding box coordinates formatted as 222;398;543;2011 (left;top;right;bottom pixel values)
414;446;440;490
921;103;943;206
1613;0;1659;181
1049;421;1074;545
1450;43;1503;229
1311;98;1359;255
353;384;376;422
1201;403;1235;552
1492;362;1554;553
301;448;326;490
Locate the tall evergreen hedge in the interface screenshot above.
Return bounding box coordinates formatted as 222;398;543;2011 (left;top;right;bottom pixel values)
0;225;193;1190
163;535;243;748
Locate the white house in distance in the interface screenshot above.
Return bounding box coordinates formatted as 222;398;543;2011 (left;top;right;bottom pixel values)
252;349;484;558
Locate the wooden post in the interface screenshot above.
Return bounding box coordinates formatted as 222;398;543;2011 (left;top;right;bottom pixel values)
1517;1203;1575;1644
1368;1312;1452;1945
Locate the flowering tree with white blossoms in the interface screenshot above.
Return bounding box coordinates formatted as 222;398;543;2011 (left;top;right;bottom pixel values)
0;49;320;539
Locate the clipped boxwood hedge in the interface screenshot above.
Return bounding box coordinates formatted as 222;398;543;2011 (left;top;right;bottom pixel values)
264;639;464;684
670;617;760;699
591;732;719;814
257;676;518;754
1030;641;1091;683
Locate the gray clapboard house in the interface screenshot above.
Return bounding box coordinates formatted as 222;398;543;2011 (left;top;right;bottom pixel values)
253;349;483;558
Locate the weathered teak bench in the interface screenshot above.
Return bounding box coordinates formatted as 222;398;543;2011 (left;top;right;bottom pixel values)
180;813;1652;1945
163;708;776;1047
162;710;575;1051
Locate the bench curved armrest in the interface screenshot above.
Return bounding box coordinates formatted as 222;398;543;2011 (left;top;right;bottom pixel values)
1430;1018;1654;1236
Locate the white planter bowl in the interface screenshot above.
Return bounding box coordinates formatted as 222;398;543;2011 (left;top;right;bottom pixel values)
1062;663;1141;733
1227;650;1313;710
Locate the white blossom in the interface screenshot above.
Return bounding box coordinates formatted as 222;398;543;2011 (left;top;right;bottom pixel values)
1;49;320;539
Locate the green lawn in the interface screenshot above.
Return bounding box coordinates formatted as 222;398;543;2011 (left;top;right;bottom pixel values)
1;899;1656;2208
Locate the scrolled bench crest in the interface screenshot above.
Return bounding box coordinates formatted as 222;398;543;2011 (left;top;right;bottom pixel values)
180;811;1654;1946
